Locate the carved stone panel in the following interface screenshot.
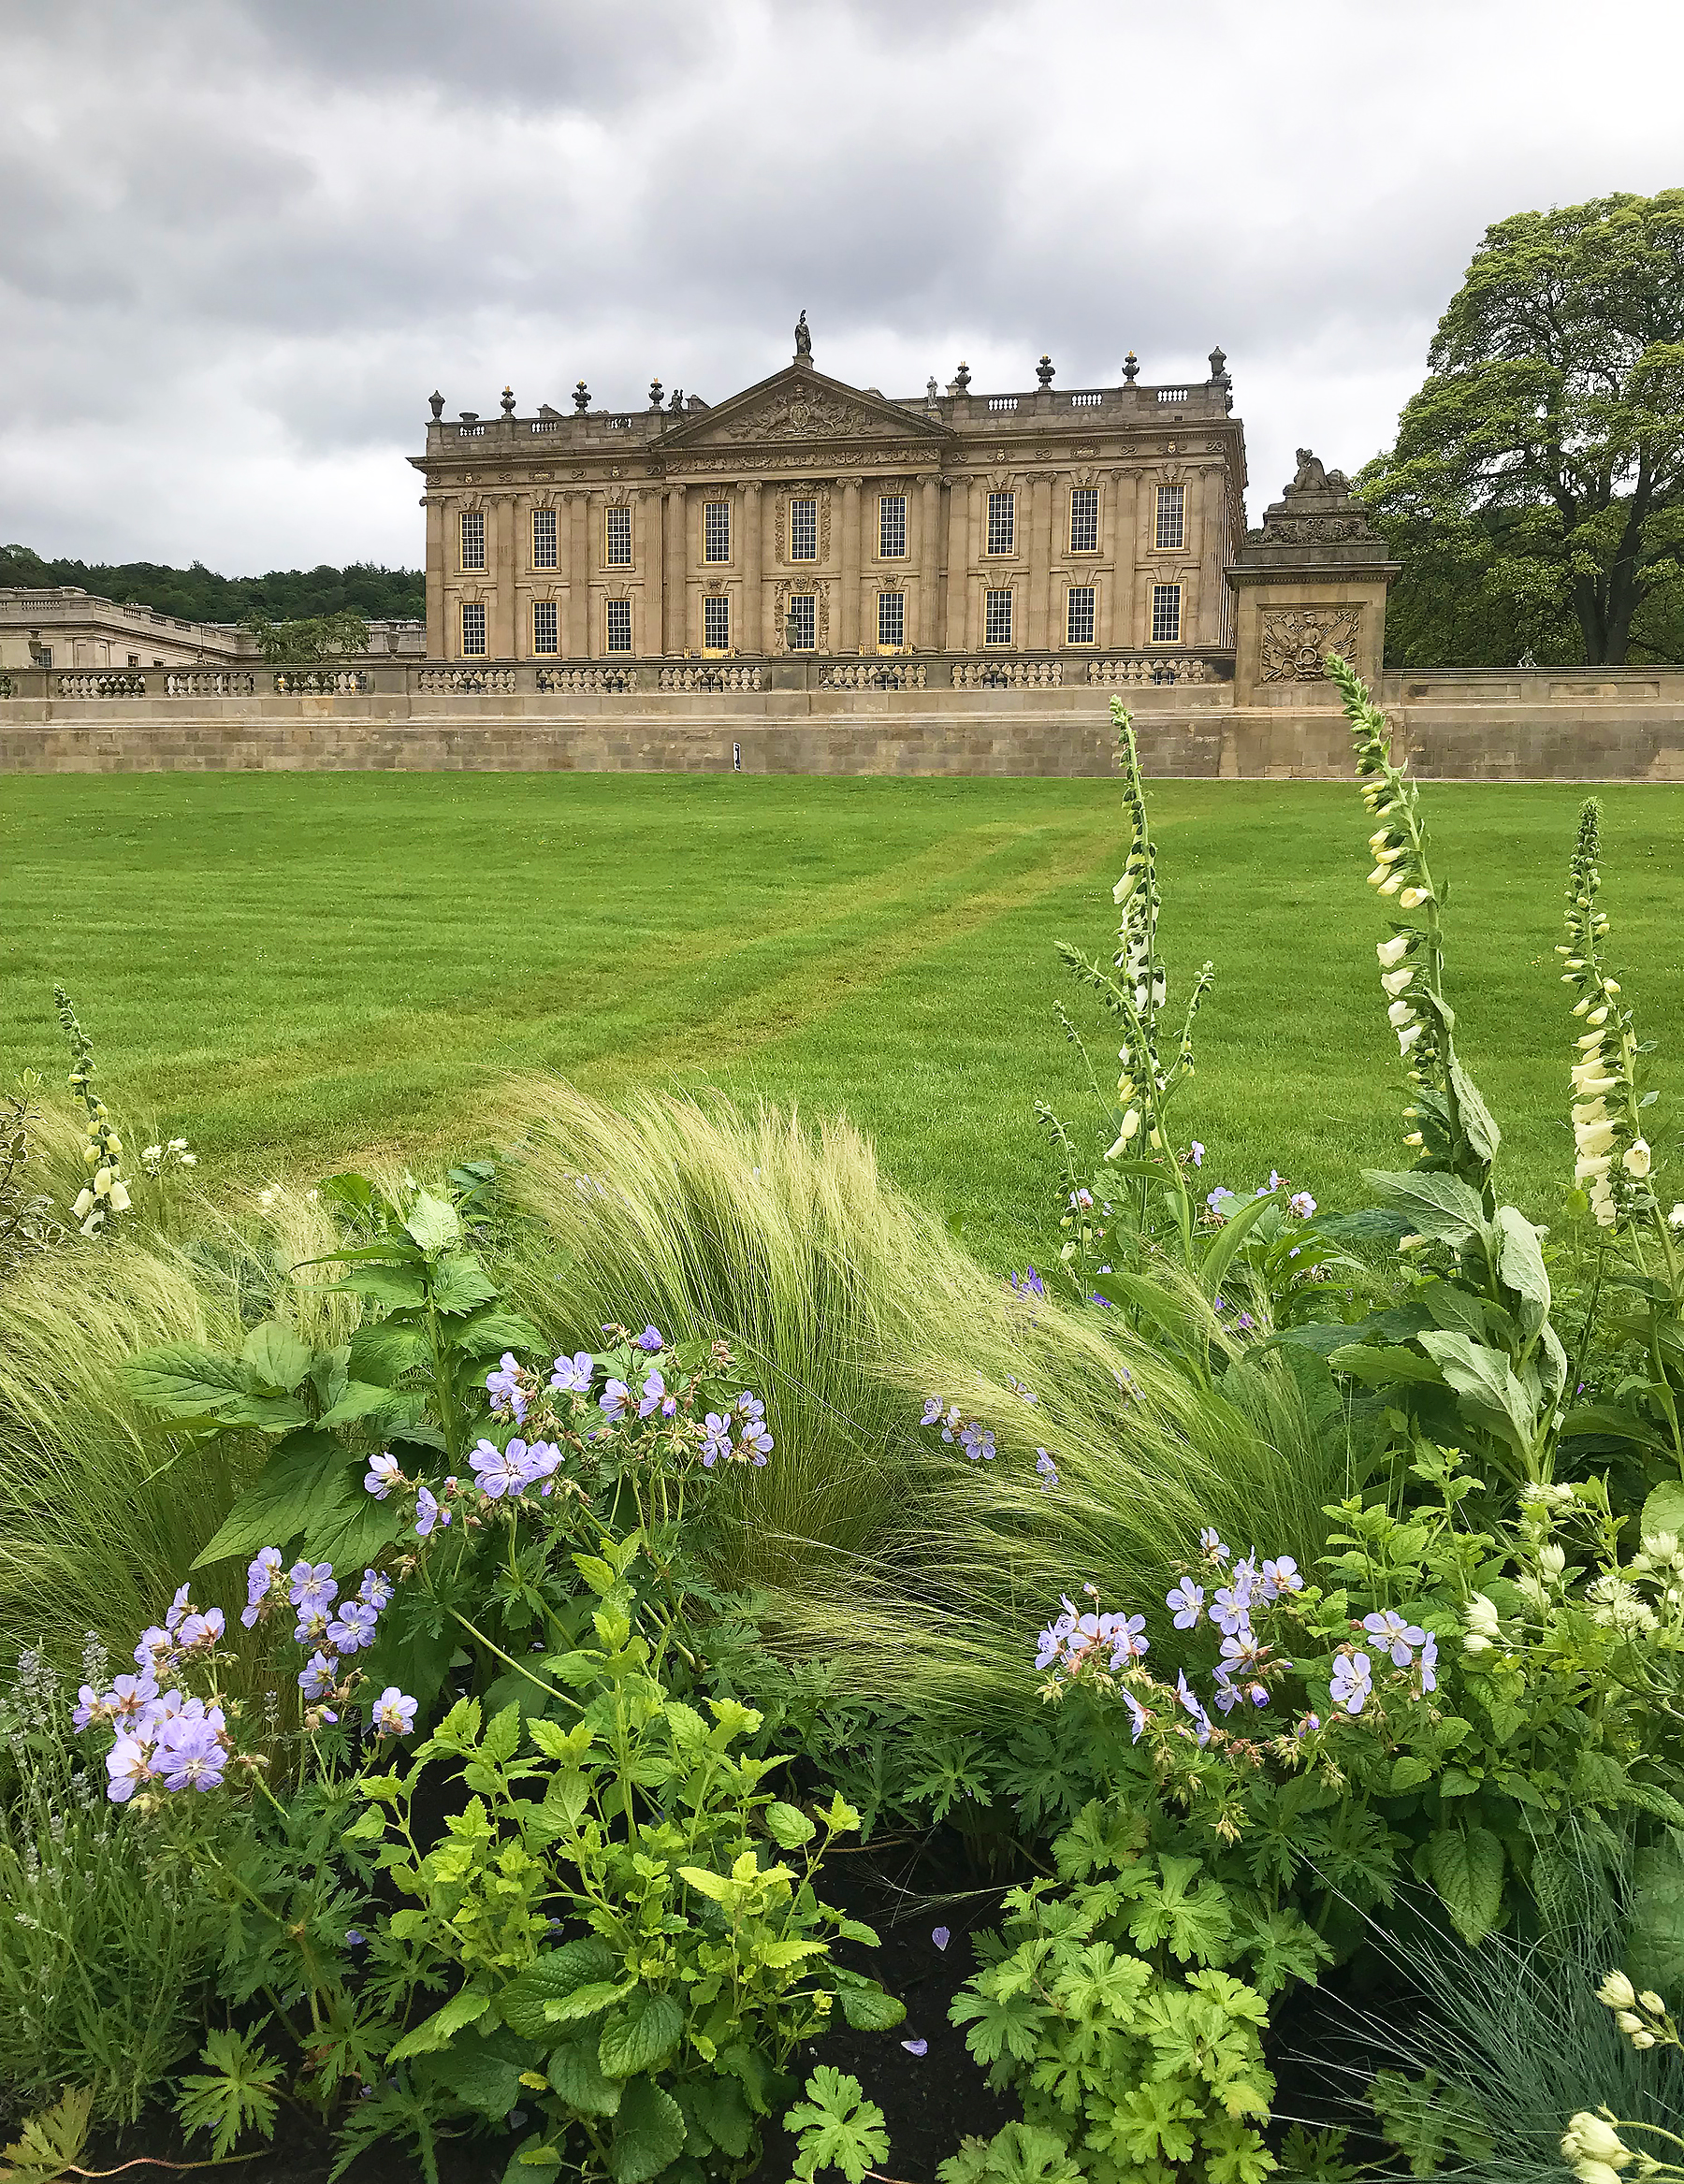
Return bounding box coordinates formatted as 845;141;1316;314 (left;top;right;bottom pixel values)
1260;605;1362;682
772;485;833;566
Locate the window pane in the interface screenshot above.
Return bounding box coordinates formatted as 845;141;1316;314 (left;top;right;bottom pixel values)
1154;485;1185;551
606;507;632;566
986;491;1015;556
605;600;632;653
704;501;731;563
790;499;817;560
789;595;815;649
531;508;558;569
1067;586;1096;645
984;588;1013;645
532;600;559;654
461;601;486;656
878;495;907;558
1069;487;1098;554
1151;584;1182;644
878;591;905;647
704;595;731;649
460;510;486;570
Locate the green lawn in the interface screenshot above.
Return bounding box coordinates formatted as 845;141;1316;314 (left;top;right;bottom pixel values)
5;771;1680;1264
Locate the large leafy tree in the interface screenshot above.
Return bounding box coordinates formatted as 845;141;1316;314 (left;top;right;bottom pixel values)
1363;190;1684;664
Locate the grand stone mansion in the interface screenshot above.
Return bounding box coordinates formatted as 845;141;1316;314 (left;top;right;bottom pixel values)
412;322;1250;675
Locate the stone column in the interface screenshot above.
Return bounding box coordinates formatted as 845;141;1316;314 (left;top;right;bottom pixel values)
1184;470;1207;644
943;479;968;652
965;480;983;651
839;481;861;652
1098;473;1124;649
568;493;589;659
425;496;443;658
640;490;662;660
920;473;941;649
742;481;762;656
663;484;686;653
492;495;516;659
1026;474;1052;649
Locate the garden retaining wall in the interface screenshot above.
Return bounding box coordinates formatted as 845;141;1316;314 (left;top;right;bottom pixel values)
3;667;1683;782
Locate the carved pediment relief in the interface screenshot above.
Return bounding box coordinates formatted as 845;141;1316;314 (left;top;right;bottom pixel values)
663;366;951;453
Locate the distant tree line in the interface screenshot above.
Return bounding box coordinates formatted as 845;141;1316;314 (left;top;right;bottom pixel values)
0;544;424;625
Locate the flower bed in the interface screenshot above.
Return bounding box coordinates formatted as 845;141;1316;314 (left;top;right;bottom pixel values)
3;670;1684;2182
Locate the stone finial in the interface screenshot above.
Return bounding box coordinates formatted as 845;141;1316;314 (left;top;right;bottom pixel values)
1122;352;1140;383
428;390;444;421
649;377;663;410
501;385;516;415
1036;354;1054;388
573;380;590;413
1207;345;1229;386
953;361;971;393
457;411;479;424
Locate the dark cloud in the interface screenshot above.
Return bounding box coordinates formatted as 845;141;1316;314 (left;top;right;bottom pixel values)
0;0;1680;569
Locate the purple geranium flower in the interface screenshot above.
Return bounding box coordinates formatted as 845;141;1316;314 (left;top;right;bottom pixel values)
1108;1613;1149;1667
486;1353;530;1422
164;1584;193;1635
1329;1651;1372;1714
633;1325;664;1353
178;1608;225;1651
1174;1671;1212;1748
637;1369;677;1421
414;1486;449;1538
1199;1528;1230;1564
1189;1142;1206;1167
363;1452;401;1501
1123;1689;1152;1742
1289;1192;1317;1219
107;1734;157;1803
1036;1449;1058;1492
298;1651;337;1701
153;1714;225;1793
288;1562;337;1615
600;1379;631;1423
1166;1579;1205;1629
1010;1266;1046;1299
1418;1632;1439;1693
469;1438;523;1497
370;1687;417;1737
958;1420;995;1463
1260;1556;1301;1599
1362;1611;1427;1668
550;1351;594;1394
242;1546;283;1627
327;1600;379;1654
358;1568;393;1612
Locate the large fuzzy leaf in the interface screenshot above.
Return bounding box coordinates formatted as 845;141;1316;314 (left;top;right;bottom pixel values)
192;1430;354;1569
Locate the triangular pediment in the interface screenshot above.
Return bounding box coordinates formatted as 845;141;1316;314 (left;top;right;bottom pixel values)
662;364;951;451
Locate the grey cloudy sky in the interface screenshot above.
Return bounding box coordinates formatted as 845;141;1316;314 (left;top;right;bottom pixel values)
4;0;1681;575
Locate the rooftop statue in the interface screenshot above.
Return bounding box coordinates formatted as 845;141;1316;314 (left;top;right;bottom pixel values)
793;309;811;359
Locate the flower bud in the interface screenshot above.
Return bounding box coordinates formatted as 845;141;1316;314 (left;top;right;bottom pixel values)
106;1135;121;1154
1597;1972;1637;2012
1398;887;1430;910
1539;1543;1566;1577
1632;2029;1657;2049
1639;1990;1665;2016
1615;2010;1644;2034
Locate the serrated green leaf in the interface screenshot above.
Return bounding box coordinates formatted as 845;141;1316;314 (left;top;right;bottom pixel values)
499;1944;619;2041
191;1430;353;1569
404;1191;462;1253
1642;1481;1684;1543
241;1321;316;1393
1424;1825;1504;1945
335;1264;428;1309
316;1380;397;1429
836;1981;905;2031
425;2025;537;2119
346;1320;433;1385
1362;1168;1487;1244
123;1341;251;1421
598;1991;683;2079
387;1987;490;2061
545;2038;622;2118
431;1251;499;1315
764;1801;817;1849
607;2076;685;2184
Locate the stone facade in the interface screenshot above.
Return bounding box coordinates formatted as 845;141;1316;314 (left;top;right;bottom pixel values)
0;587;426;673
413;325;1248;670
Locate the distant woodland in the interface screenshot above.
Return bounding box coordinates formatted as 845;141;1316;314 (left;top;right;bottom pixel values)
0;544;425;624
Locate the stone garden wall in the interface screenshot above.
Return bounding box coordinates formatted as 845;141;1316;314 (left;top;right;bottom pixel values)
3;665;1682;782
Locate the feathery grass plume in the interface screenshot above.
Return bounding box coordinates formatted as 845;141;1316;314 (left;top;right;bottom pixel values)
53;986;132;1237
1560;799;1669;1244
488;1078;1348;1724
0;1076;65;1279
1325;652;1502;1195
